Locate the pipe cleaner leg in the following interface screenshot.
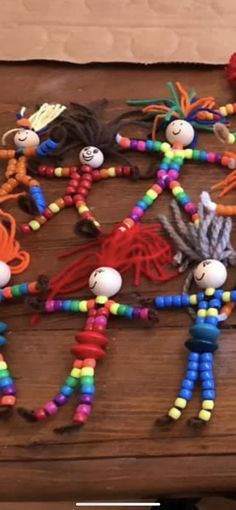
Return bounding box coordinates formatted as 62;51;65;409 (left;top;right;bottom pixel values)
189;353;215;428
156;352;199;425
21;196;68;234
55;358;96;434
18;360;81;422
74;196;101;237
168;180;199;225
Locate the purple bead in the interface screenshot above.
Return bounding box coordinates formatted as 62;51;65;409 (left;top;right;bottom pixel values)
133;206;144;217
157;178;166;189
215;153;222;165
131;213;140;222
44;401;58;415
45;300;55;312
2;384;16;395
80;394;94;404
165;176;172;186
130;140;138;150
54;393;68;406
55;300;64;311
133;308;141;318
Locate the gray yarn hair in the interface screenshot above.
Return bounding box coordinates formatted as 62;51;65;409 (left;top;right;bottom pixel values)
158;200;236;318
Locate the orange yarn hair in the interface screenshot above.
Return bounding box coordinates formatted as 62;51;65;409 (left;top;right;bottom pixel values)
0;209;30;274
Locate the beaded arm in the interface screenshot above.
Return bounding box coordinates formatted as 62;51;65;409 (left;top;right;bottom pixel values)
0;281;39;302
43;299;152;320
154;293;203;309
108;301;151;320
221;290;236;303
43;299;89;313
116;133;167;154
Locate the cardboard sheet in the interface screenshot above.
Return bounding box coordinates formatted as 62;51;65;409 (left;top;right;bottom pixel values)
1;0;235;64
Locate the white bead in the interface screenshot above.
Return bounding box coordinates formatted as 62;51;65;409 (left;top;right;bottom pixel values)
165;120;195;147
14;129;40;148
194;259;227;289
0;261;11;288
79;146;104;169
89;267;122;297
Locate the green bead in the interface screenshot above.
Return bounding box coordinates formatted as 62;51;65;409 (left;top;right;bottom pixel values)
153;141;161;151
143;195;153;206
11;285;22;297
118;304;127;316
65;376;79;388
80;375;94;385
176;191;187;200
193;150;200;160
175;157;183;165
0;369;9;378
70;301;81;312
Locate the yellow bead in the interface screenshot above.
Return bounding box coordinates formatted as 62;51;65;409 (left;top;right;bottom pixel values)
166;151;174;159
205;287;215;296
226;103;234;114
29;220;40;231
79;300;88;312
48;203;60;213
207;308;218;317
81;367;94;377
174;398;187;409
219;106;227;116
110;303;119;314
189;294;197;305
0;361;7;370
147;189;157;200
202;400;215;410
194;219;199;227
95;295;108;305
197;309;206;317
223;291;231;302
79;205;89;213
175;150;184;158
168;407;181;420
161;142;171;152
172;186;183;196
108;167;116;177
55;167;63;177
184;148;193;159
71;368;81;379
198;409;211;422
228;133;235;144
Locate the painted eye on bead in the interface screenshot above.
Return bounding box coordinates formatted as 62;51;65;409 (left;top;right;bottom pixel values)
79;146;104;169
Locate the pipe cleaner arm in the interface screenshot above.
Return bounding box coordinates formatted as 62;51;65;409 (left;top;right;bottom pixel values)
116;133;167;154
107;300;158;321
93;166;137;181
201;191;236;215
153;292;203;309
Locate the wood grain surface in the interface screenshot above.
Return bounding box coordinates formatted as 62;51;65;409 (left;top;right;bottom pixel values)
0;62;236;502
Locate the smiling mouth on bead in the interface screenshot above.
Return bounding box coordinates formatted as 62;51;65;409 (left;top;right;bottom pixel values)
83;154;93;161
89;281;97;290
195;272;205;281
18;136;28;142
172;129;181;135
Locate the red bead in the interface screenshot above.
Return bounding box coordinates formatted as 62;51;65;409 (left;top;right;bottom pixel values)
92;171;100;181
66;186;76;194
73;412;88;424
81;179;91;189
124;166;131;176
35;409;47;421
38;165;47;175
71;344;105;360
97;307;109;316
75;331;108;346
115;167;123;176
44;208;54;219
77;187;88;196
69;179;79;188
21;224;31;234
81;165;92;173
70;166;79;174
64;195;74;206
45;167;55;177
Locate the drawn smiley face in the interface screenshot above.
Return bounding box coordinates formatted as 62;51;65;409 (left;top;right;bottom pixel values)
14;129;40;148
193;259;227;289
88;267;122;297
165;119;195;147
79;146;104;169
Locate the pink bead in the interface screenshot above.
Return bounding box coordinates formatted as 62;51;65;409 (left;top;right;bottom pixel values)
140;308;149;320
184;203;193;212
21;224;31;234
77;404;91;415
137;141;146;151
207;152;215;163
157;170;167;178
45;300;55;312
168;170;179;179
133;206;143;217
44;401;58;416
35;409;47;421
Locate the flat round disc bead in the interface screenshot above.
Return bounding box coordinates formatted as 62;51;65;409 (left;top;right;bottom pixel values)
75;331;108;346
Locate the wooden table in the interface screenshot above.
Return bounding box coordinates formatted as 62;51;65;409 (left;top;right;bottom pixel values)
1;63;236;502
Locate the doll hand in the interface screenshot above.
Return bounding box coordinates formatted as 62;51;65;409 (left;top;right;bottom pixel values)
130;165;140;181
36;274;49;293
201;191;216;212
213;123;230;144
147;309;159;322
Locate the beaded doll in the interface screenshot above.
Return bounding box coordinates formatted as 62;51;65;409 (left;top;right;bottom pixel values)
116;82;236;227
0;209;46;416
0;103;66;213
148;199;236;427
19;102;144;237
18;264;158;433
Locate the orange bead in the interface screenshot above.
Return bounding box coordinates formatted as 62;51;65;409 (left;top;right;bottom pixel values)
87;299;95;310
28;282;37;293
83;358;96;368
0;355;4;362
3;288;13;299
1;396;16;407
123;218;135;229
73;360;83;369
169;180;179;190
29;179;40;187
221;156;229;167
192;213;199;221
55;198;65;208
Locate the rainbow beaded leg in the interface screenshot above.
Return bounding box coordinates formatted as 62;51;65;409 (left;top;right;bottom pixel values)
123;182;164;224
167;352;199;421
0;322;16;413
197;353;215;423
71;358;95;426
18;361;81;422
169;180;199;225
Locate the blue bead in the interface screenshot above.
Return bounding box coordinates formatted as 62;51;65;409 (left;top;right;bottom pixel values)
203;390;215;400
125;306;133;318
190;323;220;341
164;296;173;307
182;378;194;390
200;151;207;160
206;317;218;326
200;353;213;362
186;370;198;381
200;370;214;381
146;140;154;151
214;290;224;299
181;295;190;306
202;379;215;390
19;283;29;295
63;300;72;311
171;163;180;170
197;292;205;301
196;317;205;324
188;361;199;371
60;385;74;397
137;200;148;211
172;295;182;307
160;163;168;170
155;296;165;308
200;362;212;371
209;299;221;308
199;300;208;309
0;322;7;333
230;291;236;301
0;336;7;346
0;293;4;302
179;388;192;400
188;352;200;361
81;384;95;395
0;377;13;388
